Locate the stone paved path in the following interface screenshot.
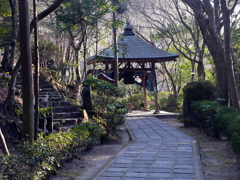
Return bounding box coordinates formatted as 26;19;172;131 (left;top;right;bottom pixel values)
94;116;204;180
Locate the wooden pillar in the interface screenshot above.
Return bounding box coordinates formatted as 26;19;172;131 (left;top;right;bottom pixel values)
151;62;160;114
142;72;148;110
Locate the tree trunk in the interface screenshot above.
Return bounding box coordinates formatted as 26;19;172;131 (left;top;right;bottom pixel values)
221;0;239;109
8;0;18;73
4;0;65;109
1;45;10;71
161;62;178;98
33;0;40;139
19;0;34;142
197;61;205;81
181;0;238;108
4;58;21;108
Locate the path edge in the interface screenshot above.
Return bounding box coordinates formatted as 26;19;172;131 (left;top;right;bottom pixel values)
193;140;204;180
91;121;135;180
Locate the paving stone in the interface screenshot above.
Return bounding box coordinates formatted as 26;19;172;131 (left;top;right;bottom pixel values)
137;156;156;160
101;171;124;177
125;172;148;178
98;177;121;180
128;167;150;173
174;168;195;174
148;173;171;178
175;160;194;165
154;161;173;165
111;163;131;168
123;178;145;180
150;168;172;173
96;116;200;180
132;163;153;168
115;159;134;163
147;178;170;180
174;164;194;169
135;160;154;164
173;173;195;179
106;167;128;172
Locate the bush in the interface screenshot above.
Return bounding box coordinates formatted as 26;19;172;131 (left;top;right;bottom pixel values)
191;100;240;155
0;121;101;180
157;91;172;110
127;94;143;110
82;78;127;136
72;122;101;151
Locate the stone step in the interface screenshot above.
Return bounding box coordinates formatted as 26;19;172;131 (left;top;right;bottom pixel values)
53;112;82;119
38;76;85;132
54;106;79;112
39;92;61;97
49;97;65;101
51;101;71;106
53;118;82;125
39;92;62;98
39;85;53;89
39;88;56;92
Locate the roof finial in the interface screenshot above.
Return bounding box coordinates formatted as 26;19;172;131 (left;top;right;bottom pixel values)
123;21;135;36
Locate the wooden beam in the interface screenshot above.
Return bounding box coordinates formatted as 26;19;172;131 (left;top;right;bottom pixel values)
119;68;154;72
151;62;160;114
142;72;148;110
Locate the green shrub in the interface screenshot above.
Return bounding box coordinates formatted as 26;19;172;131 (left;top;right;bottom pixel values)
0;121;101;180
191;100;240;155
157;91;172;110
82;78;127;136
72;122;101;151
191;100;219;134
127;94;143;110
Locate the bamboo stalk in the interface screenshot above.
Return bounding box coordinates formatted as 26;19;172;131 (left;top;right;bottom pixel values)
0;128;10;155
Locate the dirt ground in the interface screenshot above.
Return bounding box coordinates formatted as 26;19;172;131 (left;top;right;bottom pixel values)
50;118;240;180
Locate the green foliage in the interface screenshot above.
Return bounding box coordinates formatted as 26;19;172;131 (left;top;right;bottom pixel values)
39;106;54;119
72;122;101;151
127;94;143;110
0;0;11;17
191;101;222;136
82;78;127;136
157;91;172;110
0;0;12;47
0;72;11;87
191;100;240;155
183;81;216;102
0;122;101;179
56;0;111;29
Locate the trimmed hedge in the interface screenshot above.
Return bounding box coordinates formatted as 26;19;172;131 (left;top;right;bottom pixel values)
191;100;240;155
0;122;101;180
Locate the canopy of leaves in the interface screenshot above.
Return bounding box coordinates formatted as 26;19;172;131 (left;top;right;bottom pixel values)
55;0;111;31
0;0;12;47
0;0;11;17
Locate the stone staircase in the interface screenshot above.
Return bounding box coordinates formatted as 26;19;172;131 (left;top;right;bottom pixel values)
39;76;83;132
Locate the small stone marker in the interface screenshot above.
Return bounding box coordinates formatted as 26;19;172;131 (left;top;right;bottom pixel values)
82;109;89;123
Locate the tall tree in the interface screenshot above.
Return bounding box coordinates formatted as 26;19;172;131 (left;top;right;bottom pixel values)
19;0;34;142
8;0;18;72
4;0;65;108
181;0;239;109
128;0;206;80
55;0;112;99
